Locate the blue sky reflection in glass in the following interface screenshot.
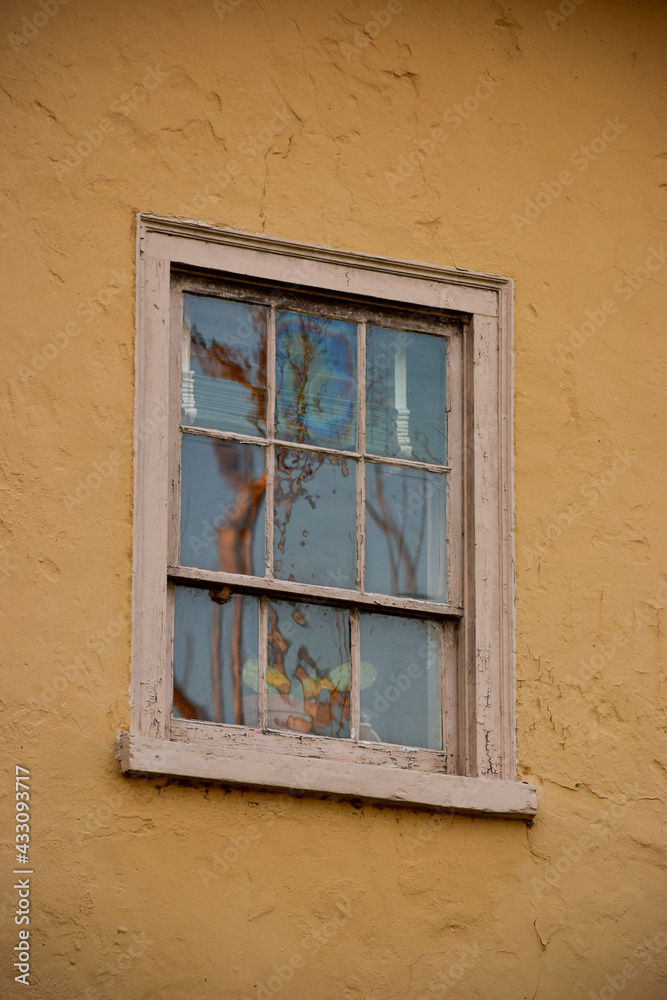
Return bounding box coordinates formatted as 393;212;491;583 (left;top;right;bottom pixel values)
275;310;357;450
365;464;447;603
359;613;442;749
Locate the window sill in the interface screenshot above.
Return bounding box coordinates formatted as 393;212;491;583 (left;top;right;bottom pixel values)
118;734;537;820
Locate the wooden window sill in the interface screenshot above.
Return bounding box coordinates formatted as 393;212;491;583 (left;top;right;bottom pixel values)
118;734;537;820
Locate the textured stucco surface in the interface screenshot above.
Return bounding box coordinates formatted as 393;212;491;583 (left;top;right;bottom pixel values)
1;0;665;997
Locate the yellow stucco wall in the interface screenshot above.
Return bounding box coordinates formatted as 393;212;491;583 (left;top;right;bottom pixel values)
2;0;665;996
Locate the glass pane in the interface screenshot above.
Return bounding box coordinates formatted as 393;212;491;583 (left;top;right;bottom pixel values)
359;613;442;749
173;586;259;727
275;310;357;450
183;293;267;435
366;326;447;465
267;599;351;738
180;435;266;575
273;449;356;589
365;463;447;602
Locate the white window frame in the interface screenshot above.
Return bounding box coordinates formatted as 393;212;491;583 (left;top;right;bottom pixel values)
119;213;537;820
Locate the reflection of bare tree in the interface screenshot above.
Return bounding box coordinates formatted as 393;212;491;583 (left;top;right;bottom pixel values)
212;444;266;724
274;449;329;568
190;307;268;722
176;306;356;727
366;349;399;457
173;444;267;725
189;305;267;434
366;467;426;598
173;633;203;719
278;312;349;443
273;449;350;573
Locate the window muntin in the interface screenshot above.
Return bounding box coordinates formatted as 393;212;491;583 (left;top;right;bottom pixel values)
170;277;462;757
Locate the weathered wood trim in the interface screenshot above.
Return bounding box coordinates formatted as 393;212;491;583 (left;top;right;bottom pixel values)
471;312;503;777
447;327;464;609
350;607;360;741
365;453;450;474
139;214;501;316
174;271;464;335
257;596;268;730
498;279;517;779
179;423;452;475
442;620;459;775
129;216;523;813
167;565;464;618
169;717;450;771
131;254;171;739
356;322;366;590
459;317;476;776
181;425;269;446
465;289;515;780
119;734;536;819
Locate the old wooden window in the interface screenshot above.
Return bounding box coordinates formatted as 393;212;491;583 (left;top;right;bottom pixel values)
120;214;537;819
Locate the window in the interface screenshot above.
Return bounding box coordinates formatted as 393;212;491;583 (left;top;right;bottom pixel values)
120;214;537;820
